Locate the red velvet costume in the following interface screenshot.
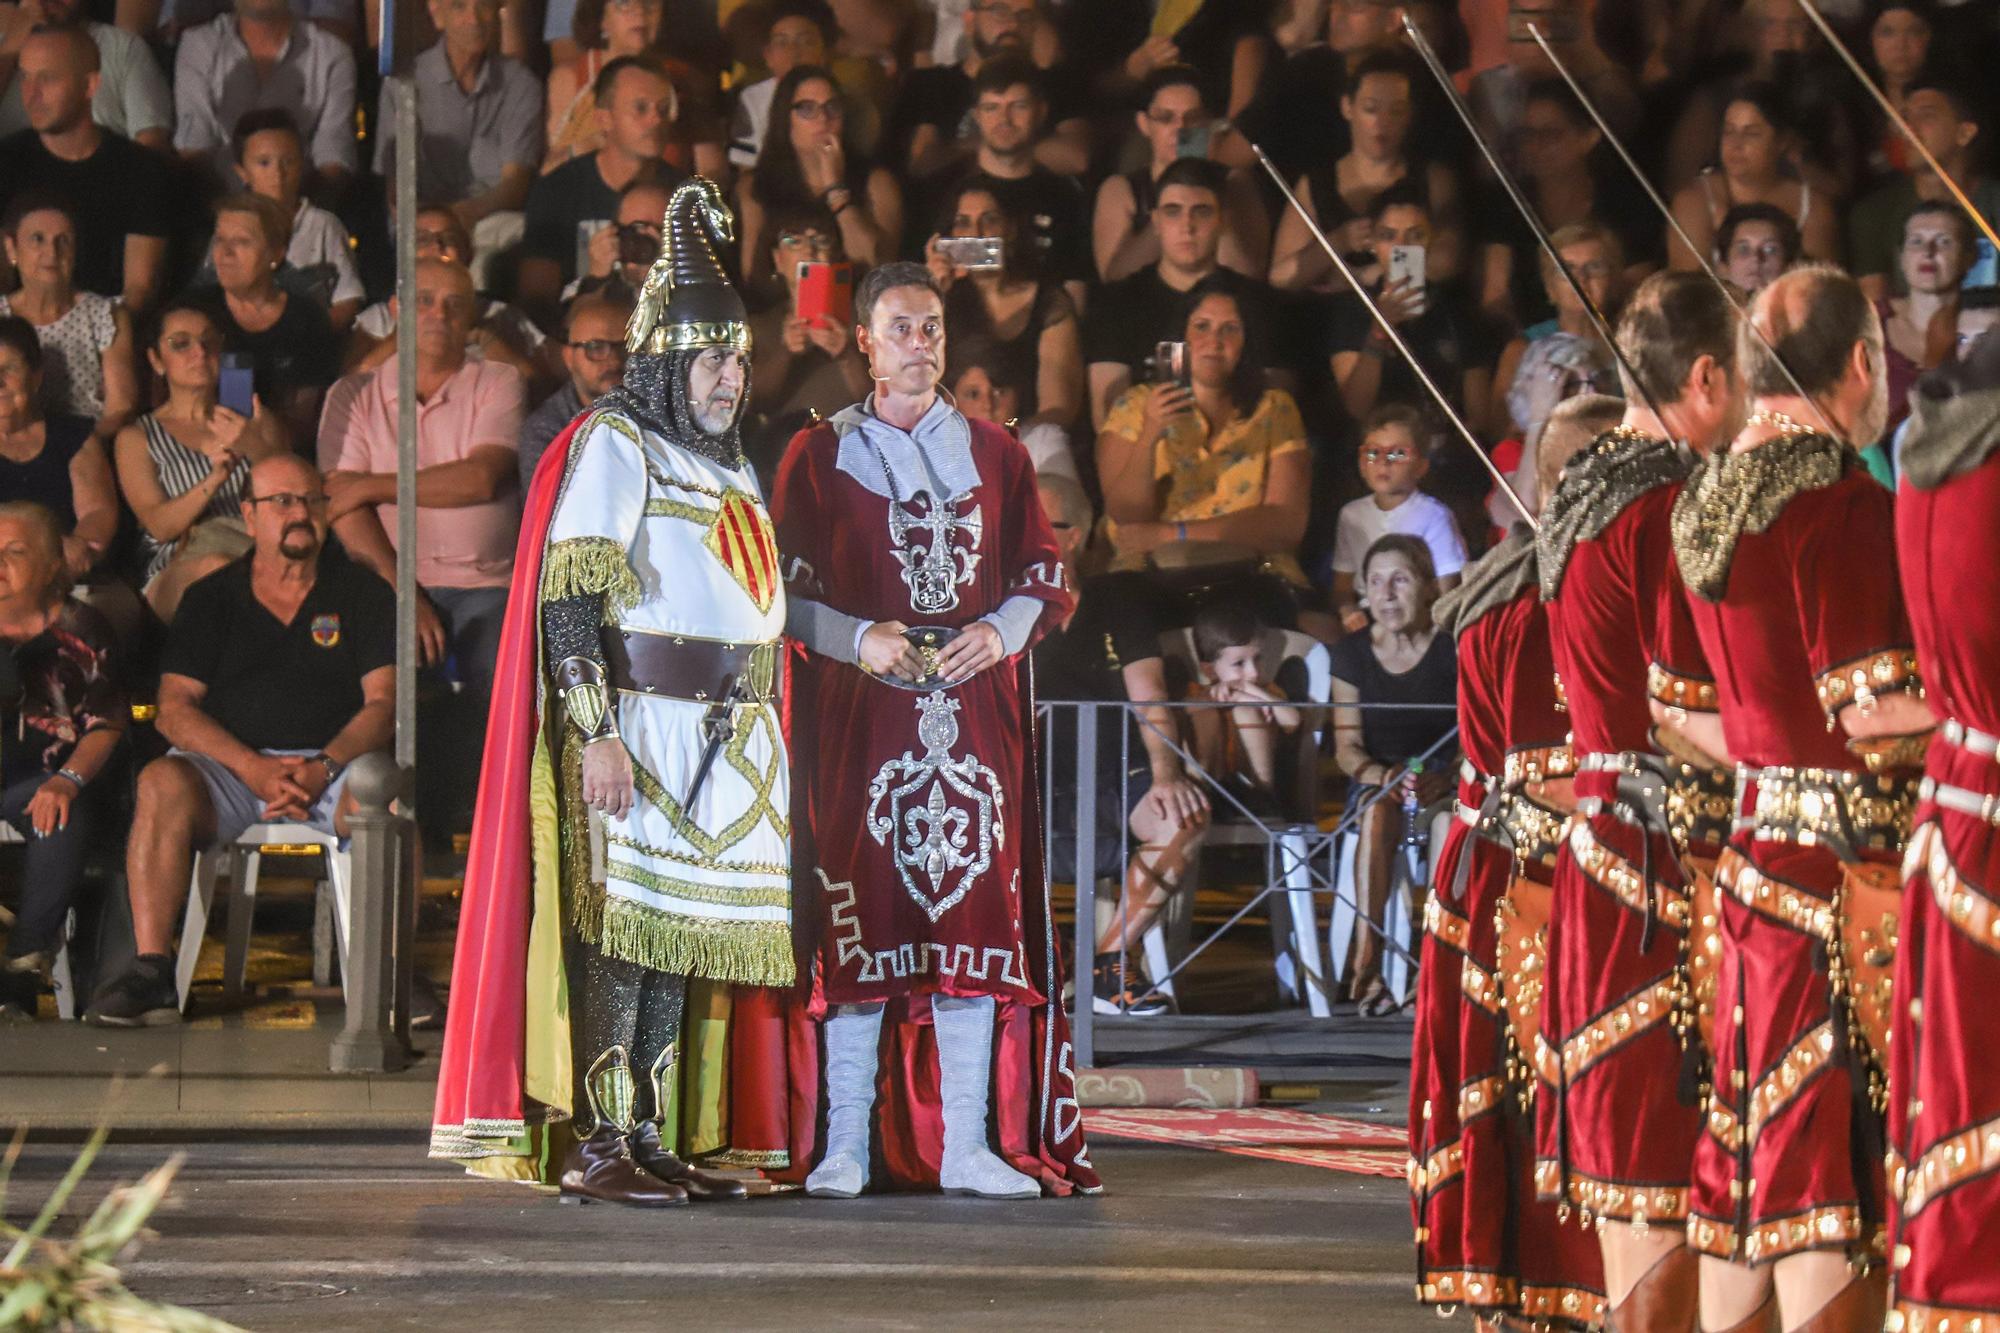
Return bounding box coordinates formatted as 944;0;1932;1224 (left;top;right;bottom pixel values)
1674;435;1919;1266
771;413;1099;1194
1534;430;1715;1227
1890;405;2000;1328
1416;534;1606;1323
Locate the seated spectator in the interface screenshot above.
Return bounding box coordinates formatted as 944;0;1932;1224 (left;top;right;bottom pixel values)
172;0;356;191
1880;203;1976;436
947;56;1091;296
726;0;842;170
737;65;901;283
1269;49;1457;295
83;454;394;1028
1467;0;1639;155
1332;184;1495;431
742;206;866;478
345;203;543;379
320;259;522;701
1477;78;1656;329
1667;81;1839;272
543;0;694;174
0;0;172;150
893;0;1087;180
1216;0;1411;187
0;193;137;443
1331;404;1467;631
1487;222;1624;488
519;289;630;487
223;109;364;331
0;28;169;311
113;300;285;620
927;179;1081;431
1086;157;1276;427
1097;278;1311;593
0;316;116;583
1327;533;1456;1017
192;193;339;449
1185;597;1304;822
1849;78;2000;302
948;332;1078;482
1716;201;1801;295
0;500;126;1021
373;0;544;286
1034;477;1207;1016
561;176;671;305
1092;63;1267;284
519;55;682;324
1861;0;1944;181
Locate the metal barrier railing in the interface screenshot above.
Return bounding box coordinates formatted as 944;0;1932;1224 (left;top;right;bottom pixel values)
1039;698;1459;1067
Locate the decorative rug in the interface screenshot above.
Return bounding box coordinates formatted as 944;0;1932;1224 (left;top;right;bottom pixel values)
1086;1107;1406;1177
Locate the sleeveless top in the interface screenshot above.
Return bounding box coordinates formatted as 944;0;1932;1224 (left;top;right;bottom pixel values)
943;279;1074;419
1327;625;1459;766
1698;166;1811;228
1306;160;1431;258
136;412;250;578
0;413;91;529
0;291;116;418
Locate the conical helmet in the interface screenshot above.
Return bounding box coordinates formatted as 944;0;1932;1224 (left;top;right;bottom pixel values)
626;177;751;356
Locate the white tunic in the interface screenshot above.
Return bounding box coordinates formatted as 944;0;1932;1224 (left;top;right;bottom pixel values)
546;408;791;980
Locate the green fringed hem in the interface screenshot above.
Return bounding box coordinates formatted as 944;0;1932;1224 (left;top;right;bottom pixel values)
541;536;642;621
571;879;797;987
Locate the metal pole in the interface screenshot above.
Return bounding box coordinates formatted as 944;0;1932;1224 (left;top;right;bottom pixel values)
330;754;411;1072
394;78;418;773
1072;703;1098;1068
1525;23;1841;438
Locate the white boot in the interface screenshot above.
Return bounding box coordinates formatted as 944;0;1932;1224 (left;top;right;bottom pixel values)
932;994;1040;1199
805;1003;883;1198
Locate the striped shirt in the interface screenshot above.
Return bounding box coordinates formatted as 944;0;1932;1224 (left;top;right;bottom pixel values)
136;413;248;579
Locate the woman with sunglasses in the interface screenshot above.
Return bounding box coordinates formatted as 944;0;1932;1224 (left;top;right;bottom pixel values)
737;65;902;285
114;300;285;620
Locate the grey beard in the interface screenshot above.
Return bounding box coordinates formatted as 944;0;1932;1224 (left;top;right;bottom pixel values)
596;350;748;469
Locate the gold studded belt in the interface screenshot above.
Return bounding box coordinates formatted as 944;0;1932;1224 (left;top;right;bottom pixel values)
1505;744;1576;787
1734;764;1917;859
1500;792;1569;869
1664;758;1735;852
607;629;781;707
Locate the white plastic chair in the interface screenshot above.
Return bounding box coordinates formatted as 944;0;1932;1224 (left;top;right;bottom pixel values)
0;823;85;1019
174;824;352;1012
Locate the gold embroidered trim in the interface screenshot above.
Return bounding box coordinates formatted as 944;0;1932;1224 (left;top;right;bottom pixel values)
627;705;790;860
1424;897;1472;953
542;536;642;622
1407;1139;1465;1194
1740;764;1917;857
1848;729;1934;774
1815;648;1924;722
1501;792;1568;869
1457;1074;1508;1123
1671;430;1851;601
1416;1269;1519;1309
1540;427;1688;597
703;1147;791;1169
1911;820;2000;957
1668;760;1737;851
1546;978;1682;1085
1520;1284;1607;1325
605;830;788;878
602;860;791;909
1649;662;1719;713
1505;743;1577;786
1532;1160;1690;1223
570;877;795;986
1687;1204;1867;1263
1891;1299;2000;1333
1895;1113;2000;1222
1568;820;1692;929
643;497;716;523
1459;957;1502;1017
1715;849;1834;941
1705;1020;1837;1152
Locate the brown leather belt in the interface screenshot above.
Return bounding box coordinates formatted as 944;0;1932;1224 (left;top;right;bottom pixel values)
605;629;780;706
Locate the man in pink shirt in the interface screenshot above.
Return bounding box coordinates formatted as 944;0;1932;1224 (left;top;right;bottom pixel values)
319;257;523;825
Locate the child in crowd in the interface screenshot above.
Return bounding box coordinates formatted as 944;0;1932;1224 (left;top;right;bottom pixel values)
1189;601;1303;817
228;109;365;332
1330;405;1467;632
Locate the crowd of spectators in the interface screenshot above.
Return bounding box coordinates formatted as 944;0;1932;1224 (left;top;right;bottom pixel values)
2;0;2000;1015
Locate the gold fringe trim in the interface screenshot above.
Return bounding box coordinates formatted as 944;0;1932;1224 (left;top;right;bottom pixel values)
541;536;642;622
570;876;796;987
704;1147;791;1169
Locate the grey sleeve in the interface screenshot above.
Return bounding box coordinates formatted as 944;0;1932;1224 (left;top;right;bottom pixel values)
785;595;867;666
312;41;359;173
113;33;173;137
979;594;1044;658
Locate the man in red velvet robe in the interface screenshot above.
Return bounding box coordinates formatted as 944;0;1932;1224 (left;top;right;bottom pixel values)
1888;306;2000;1333
1674;266;1931;1331
1535;272;1739;1328
771;262;1098;1199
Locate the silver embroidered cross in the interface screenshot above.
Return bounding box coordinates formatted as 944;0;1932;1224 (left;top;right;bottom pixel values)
889;491;982;615
866;693;1005;922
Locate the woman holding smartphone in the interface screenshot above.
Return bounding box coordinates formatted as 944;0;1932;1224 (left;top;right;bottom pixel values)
736;65;902;285
197;194;338;451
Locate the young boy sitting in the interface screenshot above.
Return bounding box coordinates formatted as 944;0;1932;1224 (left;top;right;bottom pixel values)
1331;404;1467;632
1188;602;1304;818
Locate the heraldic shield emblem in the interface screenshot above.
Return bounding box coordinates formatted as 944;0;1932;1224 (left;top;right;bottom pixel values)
310;613;341;648
706;487;782;613
866;693;1005;923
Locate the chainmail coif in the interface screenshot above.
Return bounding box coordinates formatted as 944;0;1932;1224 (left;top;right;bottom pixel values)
594;348;751;470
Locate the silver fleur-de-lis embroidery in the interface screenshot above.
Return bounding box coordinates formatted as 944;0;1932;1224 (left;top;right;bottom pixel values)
889;491;982;615
866;693;1004;921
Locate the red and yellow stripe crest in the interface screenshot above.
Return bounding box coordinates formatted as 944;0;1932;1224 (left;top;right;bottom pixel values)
704;488;781;613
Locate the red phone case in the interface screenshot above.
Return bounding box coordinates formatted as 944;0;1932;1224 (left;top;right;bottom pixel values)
797;262;855;329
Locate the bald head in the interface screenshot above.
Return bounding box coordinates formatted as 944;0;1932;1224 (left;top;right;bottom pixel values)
408;258;477;368
18;26;98;136
1742;265;1880;399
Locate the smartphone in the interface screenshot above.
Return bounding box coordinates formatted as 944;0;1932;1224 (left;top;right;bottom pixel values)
575;218;606;280
218;352;255;417
796;260;856;329
1152;340;1189;387
1175;124;1214;160
937;236;1005;272
1387;244;1426;292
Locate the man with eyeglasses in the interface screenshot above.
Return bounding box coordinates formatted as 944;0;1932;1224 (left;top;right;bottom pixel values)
892;0;1088;180
84;453;394;1026
518;290;631;487
726;0;834;171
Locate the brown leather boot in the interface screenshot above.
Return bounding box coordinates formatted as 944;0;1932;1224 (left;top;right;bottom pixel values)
1791;1273;1887;1333
635;1042;751;1201
1612;1245;1698;1332
1701;1293;1774;1333
558;1047;688;1207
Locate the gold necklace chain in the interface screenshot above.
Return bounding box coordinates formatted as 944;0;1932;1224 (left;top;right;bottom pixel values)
1746;408;1815;436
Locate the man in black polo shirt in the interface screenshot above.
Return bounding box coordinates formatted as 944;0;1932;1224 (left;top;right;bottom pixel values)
86;455;395;1027
1085;157;1276;427
892;0;1087;179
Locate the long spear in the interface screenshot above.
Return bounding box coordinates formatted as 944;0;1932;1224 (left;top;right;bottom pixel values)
1248;145;1540;531
1524;22;1840;437
1399;13;1674;436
